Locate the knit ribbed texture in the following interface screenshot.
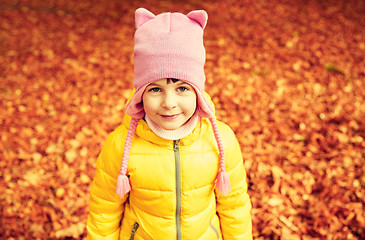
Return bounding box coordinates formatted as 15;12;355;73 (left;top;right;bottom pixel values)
145;112;199;140
116;118;138;198
209;117;231;195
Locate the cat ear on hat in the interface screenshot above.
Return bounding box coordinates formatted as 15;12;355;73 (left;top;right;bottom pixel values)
187;10;208;29
135;8;156;29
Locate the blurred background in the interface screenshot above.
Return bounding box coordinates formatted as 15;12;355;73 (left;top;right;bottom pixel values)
0;0;364;239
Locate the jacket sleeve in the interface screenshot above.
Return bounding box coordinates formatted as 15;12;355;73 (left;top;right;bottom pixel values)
216;123;252;240
87;127;128;240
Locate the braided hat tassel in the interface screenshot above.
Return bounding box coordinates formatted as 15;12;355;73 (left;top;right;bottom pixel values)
209;118;231;196
116;118;138;198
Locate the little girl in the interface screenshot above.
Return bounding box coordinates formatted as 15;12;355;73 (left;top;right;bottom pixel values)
87;8;252;240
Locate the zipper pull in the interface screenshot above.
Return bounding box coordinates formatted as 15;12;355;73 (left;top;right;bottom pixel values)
174;140;179;151
129;222;139;240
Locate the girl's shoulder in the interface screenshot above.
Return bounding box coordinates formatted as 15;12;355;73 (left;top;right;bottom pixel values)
216;119;234;133
217;120;239;146
113;123;128;135
214;119;237;140
103;123;129;148
200;117;238;146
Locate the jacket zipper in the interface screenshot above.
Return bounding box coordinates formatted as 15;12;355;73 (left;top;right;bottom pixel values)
129;222;139;240
174;140;182;240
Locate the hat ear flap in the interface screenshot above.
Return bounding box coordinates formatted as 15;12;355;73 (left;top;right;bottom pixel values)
135;8;156;29
187;10;208;29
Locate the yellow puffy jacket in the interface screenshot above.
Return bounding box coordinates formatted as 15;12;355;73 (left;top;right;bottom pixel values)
87;106;252;239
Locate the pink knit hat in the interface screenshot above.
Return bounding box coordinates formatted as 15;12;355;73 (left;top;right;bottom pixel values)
116;8;230;198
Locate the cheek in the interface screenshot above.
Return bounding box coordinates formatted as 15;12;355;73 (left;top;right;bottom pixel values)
142;95;158;113
185;95;197;112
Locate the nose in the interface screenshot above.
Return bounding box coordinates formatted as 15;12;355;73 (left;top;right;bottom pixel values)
161;92;177;109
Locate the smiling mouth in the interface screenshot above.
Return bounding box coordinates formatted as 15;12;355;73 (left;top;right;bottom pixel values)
160;114;179;119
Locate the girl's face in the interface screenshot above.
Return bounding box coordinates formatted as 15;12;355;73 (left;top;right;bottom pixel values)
143;78;197;131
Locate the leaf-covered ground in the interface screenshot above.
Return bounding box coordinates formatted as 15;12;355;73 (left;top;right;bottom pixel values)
1;0;364;239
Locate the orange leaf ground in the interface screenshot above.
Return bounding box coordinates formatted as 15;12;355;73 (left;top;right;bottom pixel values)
1;0;364;239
